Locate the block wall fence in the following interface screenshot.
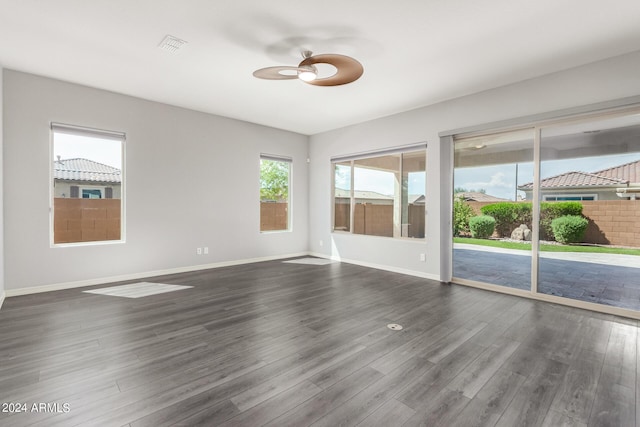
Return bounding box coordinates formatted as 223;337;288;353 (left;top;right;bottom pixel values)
466;200;640;247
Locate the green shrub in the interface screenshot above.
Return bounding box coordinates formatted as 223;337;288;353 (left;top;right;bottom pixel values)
480;202;531;237
540;202;583;240
453;197;474;237
478;201;584;240
551;215;588;244
469;215;496;239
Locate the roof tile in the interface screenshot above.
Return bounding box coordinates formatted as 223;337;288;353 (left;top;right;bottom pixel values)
54;158;121;183
592;159;640;183
519;171;627;190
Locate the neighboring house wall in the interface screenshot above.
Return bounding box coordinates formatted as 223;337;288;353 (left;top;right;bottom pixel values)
4;70;309;292
523;188;622;201
54;180;122;199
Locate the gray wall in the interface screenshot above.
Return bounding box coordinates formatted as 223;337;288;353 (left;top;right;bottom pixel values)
4;50;640;293
308;50;640;279
3;70;309;292
0;66;4;305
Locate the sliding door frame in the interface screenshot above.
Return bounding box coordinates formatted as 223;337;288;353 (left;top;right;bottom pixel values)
441;96;640;319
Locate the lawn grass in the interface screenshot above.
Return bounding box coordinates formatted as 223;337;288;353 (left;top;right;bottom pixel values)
454;237;640;256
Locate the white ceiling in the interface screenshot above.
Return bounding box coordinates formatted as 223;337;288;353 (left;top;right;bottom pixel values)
1;0;639;135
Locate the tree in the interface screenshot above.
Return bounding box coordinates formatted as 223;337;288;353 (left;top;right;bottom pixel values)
454;187;468;194
454;187;486;194
453;196;475;236
260;159;289;201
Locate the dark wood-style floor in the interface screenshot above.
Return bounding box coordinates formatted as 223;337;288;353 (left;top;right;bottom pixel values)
0;258;637;426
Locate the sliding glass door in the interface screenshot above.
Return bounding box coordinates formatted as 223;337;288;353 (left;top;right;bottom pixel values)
452;109;640;314
453;129;534;291
537;114;640;310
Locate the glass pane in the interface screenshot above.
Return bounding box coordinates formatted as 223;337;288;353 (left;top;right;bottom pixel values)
333;162;351;232
260;159;290;231
353;154;400;237
53;130;123;244
537;112;640;310
402;150;426;238
82;189;102;199
453;129;535;290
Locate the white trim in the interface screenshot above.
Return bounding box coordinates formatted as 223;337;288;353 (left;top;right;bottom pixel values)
308;251;440;281
51;122;125;141
51;124;126;247
332;147;427;239
260;153;292;163
531;127;540;294
330;142;427;163
439;95;640;137
440;135;454;282
0;291;5;310
4;252;308;297
259;155;292;232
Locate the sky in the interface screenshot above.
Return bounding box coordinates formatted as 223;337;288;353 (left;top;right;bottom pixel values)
455;152;640;200
53;133;122;169
335;165;426;196
337;151;640;200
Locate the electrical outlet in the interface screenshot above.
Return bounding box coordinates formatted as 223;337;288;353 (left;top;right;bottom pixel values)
204;247;209;255
419;253;426;262
197;248;202;255
319;240;323;247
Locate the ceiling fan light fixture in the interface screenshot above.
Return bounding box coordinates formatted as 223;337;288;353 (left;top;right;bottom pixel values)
297;65;317;82
253;51;363;86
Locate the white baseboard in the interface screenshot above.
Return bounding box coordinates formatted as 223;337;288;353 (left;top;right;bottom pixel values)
0;290;5;310
4;252;309;297
308;252;441;281
4;251;440;299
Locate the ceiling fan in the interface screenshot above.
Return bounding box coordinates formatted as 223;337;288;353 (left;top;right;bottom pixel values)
253;50;363;86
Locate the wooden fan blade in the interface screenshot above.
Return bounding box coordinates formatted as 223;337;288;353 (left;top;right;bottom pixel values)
252;66;300;80
299;54;363;86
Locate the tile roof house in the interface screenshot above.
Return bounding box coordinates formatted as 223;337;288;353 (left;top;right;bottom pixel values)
454;191;509;202
595;159;640;184
518;159;640;201
53;158;122;199
334;188;425;205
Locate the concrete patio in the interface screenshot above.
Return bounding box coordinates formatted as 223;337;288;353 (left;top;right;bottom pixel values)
453;243;640;310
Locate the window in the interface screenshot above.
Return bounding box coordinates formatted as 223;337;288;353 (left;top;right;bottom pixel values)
332;145;426;238
260;155;291;232
82;188;103;199
52;123;124;245
333;161;351;232
543;195;597;201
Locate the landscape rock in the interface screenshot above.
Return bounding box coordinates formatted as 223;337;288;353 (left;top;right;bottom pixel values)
511;224;532;241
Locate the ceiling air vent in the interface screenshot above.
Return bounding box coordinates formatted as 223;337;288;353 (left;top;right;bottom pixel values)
158;35;187;53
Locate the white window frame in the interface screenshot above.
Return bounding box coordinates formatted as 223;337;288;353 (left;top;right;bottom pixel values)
50;123;126;247
259;154;292;233
331;143;427;240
